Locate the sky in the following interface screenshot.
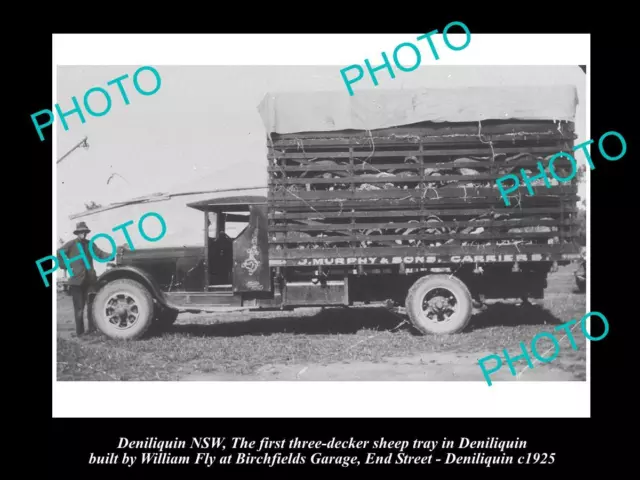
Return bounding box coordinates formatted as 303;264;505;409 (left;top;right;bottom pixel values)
56;65;586;274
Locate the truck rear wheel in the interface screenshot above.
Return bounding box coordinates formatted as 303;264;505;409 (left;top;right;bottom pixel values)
91;279;154;340
405;274;473;335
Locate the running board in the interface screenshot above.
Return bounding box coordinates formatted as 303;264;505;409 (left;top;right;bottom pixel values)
178;306;251;314
163;290;247;313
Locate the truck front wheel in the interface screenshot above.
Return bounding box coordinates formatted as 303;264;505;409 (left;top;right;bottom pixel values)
91;278;155;340
405;274;473;335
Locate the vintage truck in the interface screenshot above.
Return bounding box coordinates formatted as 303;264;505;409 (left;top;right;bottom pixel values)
89;86;583;340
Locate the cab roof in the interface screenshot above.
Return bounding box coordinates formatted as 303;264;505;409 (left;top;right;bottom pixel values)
187;195;267;212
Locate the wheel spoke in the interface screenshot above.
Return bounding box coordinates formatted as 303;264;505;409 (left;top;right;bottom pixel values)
102;292;141;330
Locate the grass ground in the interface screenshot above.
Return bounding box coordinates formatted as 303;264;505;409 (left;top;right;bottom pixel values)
56;265;587;381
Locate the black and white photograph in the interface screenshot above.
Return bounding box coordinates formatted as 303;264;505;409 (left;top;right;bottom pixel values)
51;34;591;419
27;25;636;475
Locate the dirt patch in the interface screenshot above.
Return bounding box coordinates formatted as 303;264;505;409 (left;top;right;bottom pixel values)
180;351;578;382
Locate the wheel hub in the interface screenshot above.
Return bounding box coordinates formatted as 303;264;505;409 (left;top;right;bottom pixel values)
431;297;447;310
104;292;141;330
422;289;458;323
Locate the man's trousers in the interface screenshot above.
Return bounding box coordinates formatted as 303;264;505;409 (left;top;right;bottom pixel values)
68;284;93;335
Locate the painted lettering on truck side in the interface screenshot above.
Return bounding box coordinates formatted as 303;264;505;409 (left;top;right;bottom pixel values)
269;253;578;267
269;253;581;267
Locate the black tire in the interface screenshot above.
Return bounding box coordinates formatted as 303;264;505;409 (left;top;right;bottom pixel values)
405;274;473;335
91;279;154;340
576;277;586;293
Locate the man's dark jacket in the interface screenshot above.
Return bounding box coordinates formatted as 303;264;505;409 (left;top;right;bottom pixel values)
57;238;113;287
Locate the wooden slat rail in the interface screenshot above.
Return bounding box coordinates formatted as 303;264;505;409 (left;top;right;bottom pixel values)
268;185;577;200
272;137;574;148
269;184;578;196
267;146;571;160
269;172;574;185
269;200;579;212
267;157;566;172
268;207;578;219
268;199;580;212
269;243;579;259
267;199;579;210
268;218;577;232
269;230;576;244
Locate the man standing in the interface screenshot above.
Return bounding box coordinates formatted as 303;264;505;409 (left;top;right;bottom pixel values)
58;221;114;336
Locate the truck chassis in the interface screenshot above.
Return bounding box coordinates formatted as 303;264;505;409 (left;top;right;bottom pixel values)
89;119;581;340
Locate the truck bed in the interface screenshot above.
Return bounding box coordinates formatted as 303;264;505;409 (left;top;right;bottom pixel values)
266;119;581;268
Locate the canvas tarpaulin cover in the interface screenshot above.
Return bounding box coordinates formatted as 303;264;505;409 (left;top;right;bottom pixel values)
257;85;578;135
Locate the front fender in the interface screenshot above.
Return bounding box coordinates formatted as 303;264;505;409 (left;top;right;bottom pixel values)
94;265;173;311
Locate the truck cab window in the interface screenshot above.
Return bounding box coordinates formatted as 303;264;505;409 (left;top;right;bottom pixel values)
224;221;249;239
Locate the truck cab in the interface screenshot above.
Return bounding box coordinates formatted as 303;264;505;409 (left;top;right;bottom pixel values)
89;195;279;340
188;195;271;295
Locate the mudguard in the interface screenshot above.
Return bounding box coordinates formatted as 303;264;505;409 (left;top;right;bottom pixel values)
93;265;173;311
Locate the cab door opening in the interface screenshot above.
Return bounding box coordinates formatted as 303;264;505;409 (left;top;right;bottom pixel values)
205;211;249;289
186;195;271;298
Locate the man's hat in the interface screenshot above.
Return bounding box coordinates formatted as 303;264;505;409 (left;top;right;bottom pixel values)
73;221;91;235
